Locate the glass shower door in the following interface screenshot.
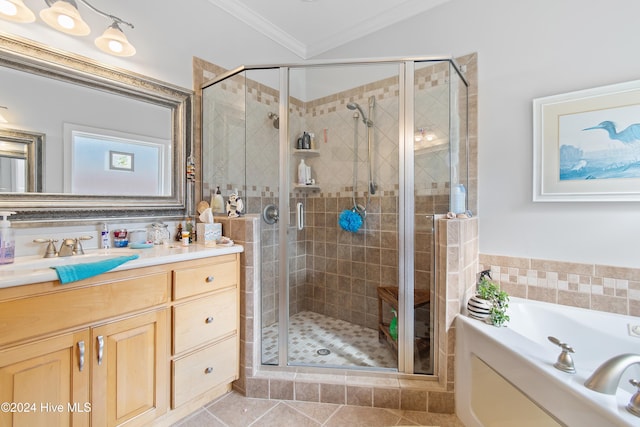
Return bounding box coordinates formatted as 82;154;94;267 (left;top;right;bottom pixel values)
285;63;401;370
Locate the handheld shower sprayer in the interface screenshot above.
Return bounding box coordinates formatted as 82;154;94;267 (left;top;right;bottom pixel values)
347;102;373;127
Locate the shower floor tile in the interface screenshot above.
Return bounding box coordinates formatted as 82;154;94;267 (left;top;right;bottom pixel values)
262;311;397;369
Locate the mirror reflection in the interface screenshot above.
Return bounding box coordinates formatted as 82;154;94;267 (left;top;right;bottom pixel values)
0;127;43;193
0;64;172;196
0;33;192;220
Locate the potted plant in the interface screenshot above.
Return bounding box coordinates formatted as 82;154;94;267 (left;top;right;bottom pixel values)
467;271;510;327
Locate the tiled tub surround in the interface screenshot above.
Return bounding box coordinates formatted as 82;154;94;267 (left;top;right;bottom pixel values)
479;254;640;317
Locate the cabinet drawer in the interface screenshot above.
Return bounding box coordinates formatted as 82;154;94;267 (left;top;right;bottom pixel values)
173;256;238;300
172;336;238;408
0;272;169;346
172;288;237;354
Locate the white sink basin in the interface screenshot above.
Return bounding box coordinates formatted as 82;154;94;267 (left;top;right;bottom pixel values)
8;248;140;271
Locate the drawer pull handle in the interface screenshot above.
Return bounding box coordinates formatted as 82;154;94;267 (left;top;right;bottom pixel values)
204;367;214;374
206;276;215;283
206;316;214;324
78;341;85;372
97;335;104;365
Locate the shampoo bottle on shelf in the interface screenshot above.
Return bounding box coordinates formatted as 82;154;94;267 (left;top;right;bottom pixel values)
298;159;308;185
0;211;16;265
452;184;466;214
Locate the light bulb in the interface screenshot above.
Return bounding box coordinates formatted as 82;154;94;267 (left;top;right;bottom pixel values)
57;13;75;29
108;40;123;53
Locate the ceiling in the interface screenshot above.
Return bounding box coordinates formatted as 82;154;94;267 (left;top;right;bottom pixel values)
206;0;450;59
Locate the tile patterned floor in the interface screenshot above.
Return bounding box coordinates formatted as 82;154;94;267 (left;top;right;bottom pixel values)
261;311;397;368
172;390;465;427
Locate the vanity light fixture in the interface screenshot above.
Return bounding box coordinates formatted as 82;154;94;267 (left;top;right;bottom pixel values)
0;0;136;57
39;0;90;35
0;0;35;22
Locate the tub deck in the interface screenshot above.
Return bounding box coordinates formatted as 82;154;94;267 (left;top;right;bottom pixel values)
455;297;639;427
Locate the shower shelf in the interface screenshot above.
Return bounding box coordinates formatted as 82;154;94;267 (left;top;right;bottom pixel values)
293;184;320;191
292;149;320;157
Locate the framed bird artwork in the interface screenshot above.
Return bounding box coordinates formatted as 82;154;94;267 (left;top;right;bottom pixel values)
533;79;640;201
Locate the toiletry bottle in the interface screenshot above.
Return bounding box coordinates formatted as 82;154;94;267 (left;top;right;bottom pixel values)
298;159;308;184
175;223;183;242
101;223;110;249
302;132;311;149
211;186;225;214
389;309;398;341
0;211;16;264
185;217;193;243
452;184;466;214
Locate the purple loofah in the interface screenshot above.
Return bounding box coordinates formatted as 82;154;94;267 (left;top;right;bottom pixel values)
339;209;363;233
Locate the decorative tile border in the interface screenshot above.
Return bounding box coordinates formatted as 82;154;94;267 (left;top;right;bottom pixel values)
479;254;640;316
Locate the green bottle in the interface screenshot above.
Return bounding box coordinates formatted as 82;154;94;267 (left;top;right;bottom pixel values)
389;309;398;341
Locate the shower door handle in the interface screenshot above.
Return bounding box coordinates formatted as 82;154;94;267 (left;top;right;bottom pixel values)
297;202;304;230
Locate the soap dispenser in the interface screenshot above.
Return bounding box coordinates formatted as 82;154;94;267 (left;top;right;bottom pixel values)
0;211;16;264
211;186;225;214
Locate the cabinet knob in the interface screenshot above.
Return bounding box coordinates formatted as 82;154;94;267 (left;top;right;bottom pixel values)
204;367;213;374
206;276;215;283
205;316;214;324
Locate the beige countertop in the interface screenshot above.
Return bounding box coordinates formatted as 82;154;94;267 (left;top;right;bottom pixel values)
0;243;244;289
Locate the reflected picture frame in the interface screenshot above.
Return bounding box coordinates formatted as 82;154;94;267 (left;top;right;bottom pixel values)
109;150;134;171
533;80;640;202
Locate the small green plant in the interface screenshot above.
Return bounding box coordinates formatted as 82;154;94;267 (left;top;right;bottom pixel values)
477;275;510;327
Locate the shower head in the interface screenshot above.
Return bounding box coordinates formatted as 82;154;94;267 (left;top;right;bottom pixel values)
347;102;373;127
267;112;279;129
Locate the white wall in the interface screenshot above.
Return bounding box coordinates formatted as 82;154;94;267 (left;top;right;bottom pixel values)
5;0;640;267
318;0;640;268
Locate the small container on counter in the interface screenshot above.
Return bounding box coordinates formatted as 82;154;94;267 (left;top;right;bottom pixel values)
113;229;128;247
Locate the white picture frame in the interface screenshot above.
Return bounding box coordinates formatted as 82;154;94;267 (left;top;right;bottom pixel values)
533;80;640;201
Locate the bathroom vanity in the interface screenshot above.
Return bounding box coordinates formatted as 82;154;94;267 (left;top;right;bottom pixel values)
0;245;242;427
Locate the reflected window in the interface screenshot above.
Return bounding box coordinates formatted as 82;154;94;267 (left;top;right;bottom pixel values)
64;124;171;196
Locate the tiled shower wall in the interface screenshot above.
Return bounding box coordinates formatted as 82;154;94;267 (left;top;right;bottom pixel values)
196;58;472;329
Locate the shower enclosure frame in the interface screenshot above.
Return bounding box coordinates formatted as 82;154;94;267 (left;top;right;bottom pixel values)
201;56;469;376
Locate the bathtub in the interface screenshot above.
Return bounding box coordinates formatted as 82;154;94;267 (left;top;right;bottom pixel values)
455;297;640;427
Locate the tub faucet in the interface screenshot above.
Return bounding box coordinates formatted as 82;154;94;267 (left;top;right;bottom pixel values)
548;336;576;373
585;353;640;395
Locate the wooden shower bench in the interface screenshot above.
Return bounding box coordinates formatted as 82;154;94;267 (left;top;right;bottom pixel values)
377;286;430;351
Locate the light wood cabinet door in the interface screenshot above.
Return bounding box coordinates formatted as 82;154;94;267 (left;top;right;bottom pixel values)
91;309;168;427
0;330;91;427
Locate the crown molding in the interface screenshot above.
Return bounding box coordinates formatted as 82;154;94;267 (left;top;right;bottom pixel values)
206;0;449;59
206;0;307;58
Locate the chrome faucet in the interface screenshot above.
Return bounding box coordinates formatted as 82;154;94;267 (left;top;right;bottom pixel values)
58;238;76;257
585;353;640;394
57;236;93;257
